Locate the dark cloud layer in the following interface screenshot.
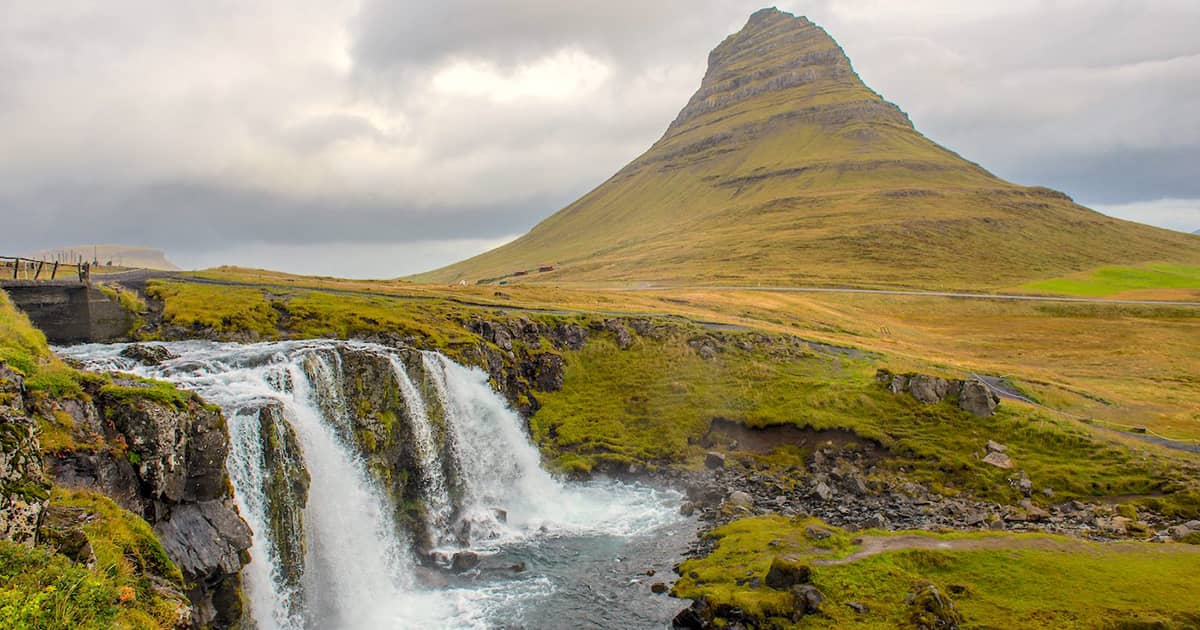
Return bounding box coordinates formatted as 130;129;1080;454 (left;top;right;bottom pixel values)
1;1;1198;275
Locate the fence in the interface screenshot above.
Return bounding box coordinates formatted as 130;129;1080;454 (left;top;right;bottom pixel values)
0;256;90;282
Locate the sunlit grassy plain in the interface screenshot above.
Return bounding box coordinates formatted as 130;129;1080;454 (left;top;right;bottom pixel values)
169;264;1200;443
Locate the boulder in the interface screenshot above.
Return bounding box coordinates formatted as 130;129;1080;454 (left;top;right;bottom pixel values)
451;550;480;572
764;554;811;589
1019;499;1049;521
981;452;1013;469
865;512;890;530
985;440;1007;454
727;491;754;508
651;582;669;594
908;374;950;404
958;381;999;417
672;599;710;629
813;481;835;501
603;319;634;350
791;584;824;616
705;451;726;469
906;584;963;629
120;343;178;366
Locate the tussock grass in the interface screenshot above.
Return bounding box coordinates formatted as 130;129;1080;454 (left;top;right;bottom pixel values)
0;489;187;629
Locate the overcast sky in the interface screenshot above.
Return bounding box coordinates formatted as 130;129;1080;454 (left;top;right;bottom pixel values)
2;1;1198;276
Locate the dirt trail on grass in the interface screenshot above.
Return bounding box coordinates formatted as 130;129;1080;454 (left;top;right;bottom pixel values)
816;535;1200;565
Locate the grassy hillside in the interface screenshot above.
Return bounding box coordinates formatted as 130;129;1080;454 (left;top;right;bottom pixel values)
415;9;1200;289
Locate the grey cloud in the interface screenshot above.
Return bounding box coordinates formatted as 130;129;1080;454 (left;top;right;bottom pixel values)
2;1;1198;272
350;1;742;70
1;180;565;254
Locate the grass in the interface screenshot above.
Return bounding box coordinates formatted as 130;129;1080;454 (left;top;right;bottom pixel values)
137;273;1200;515
98;283;148;314
148;280;280;338
675;515;1200;628
0;489;188;629
98;375;195;410
0;290;85;398
1021;263;1200;298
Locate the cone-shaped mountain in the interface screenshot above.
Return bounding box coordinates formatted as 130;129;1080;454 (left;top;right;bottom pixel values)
416;8;1200;289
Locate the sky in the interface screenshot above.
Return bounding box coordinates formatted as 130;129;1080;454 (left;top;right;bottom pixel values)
2;0;1198;277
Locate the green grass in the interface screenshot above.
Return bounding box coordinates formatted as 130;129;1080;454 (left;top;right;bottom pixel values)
148;280;280;338
0;489;188;629
0;290;85;398
532;333;1195;513
1022;263;1200;297
98;375;194;410
675;515;1200;629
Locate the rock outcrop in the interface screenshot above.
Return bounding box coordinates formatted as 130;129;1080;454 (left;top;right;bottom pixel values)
36;376;251;628
876;369;1000;416
0;362;49;546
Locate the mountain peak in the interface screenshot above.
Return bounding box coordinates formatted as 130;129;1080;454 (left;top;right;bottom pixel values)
415;9;1200;289
665;10;904;138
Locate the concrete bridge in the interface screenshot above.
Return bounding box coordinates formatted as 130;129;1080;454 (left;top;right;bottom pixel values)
1;278;138;344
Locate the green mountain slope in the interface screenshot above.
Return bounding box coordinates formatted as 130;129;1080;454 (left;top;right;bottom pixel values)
416;8;1200;289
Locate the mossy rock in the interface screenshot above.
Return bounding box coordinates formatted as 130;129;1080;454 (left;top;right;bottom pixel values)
764;553;812;590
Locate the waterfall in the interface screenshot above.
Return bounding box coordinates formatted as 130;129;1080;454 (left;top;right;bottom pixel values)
388;355;456;546
59;340;684;630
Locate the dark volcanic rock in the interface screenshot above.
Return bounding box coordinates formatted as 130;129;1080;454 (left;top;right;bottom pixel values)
451;550;481;572
120;343;178;366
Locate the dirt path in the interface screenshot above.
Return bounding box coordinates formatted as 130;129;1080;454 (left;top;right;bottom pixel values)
815;535;1200;565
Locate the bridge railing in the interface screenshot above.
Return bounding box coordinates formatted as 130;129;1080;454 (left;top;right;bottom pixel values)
0;256;90;282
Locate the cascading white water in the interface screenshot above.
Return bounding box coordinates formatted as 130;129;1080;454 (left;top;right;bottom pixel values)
388;355;456;545
59;340;686;629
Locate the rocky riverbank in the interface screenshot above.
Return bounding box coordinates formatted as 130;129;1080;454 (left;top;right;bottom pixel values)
651;432;1200;628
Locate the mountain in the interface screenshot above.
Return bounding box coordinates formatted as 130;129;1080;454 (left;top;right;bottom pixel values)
25;244;180;270
416;8;1200;289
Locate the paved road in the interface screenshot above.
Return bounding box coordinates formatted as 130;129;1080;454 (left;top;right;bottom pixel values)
620;285;1200;307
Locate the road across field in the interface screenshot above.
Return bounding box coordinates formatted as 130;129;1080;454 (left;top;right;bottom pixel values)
619;285;1200;307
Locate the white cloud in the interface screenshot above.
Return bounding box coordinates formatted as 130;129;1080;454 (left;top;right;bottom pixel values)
431;48;612;103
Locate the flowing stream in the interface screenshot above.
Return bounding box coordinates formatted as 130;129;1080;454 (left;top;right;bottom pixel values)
60;340;692;629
